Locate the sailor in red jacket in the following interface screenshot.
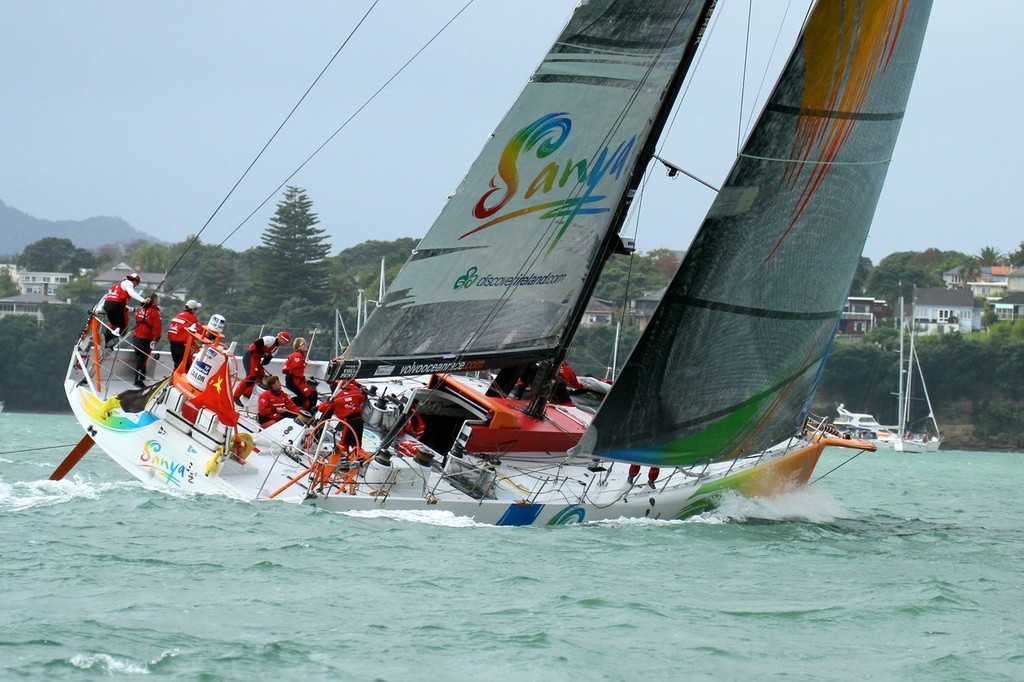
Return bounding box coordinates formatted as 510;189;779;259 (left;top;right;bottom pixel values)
318;380;366;447
282;337;317;411
234;330;291;404
130;294;162;387
101;272;149;347
166;299;202;369
551;361;585;404
257;376;300;428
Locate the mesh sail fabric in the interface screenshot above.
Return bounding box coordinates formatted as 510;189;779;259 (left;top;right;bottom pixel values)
342;0;714;378
585;0;934;467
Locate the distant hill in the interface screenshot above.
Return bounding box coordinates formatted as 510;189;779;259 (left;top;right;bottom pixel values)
0;199;159;255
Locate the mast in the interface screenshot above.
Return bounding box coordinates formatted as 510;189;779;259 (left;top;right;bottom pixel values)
525;0;718;418
897;295;906;434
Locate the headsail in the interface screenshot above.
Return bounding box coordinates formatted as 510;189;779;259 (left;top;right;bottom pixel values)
582;0;934;466
337;0;717;380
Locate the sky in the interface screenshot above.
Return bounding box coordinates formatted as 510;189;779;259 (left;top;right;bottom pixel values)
1;1;1021;265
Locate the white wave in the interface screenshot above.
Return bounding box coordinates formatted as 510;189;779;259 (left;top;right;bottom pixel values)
69;649;179;675
701;486;849;524
589;516;690;527
0;476;138;512
341;508;483;527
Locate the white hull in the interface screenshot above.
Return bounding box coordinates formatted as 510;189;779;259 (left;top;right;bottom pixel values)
892;437;941;453
835;405;940;453
62;346;859;526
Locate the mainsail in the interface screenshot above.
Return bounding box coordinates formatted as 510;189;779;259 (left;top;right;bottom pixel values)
338;0;717;379
583;0;934;466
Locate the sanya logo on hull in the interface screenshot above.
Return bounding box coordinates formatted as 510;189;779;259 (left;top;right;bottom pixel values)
138;440;192;487
465;112;636;248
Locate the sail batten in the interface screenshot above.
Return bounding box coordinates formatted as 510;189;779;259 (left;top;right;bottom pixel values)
766;102;907;121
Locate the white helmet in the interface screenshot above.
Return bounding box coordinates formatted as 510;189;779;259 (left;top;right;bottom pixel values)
185;299;201;311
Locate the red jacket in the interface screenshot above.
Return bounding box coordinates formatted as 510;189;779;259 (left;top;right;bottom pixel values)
318;383;365;421
132;305;162;341
258;388;299;425
167;309;200;343
248;335;281;356
283;350;314;396
105;279;143;304
558;362;584;390
283;349;307;379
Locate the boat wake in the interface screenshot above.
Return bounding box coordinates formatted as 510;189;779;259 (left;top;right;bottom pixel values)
700;486;850;524
340;508;483;527
0;476;139;512
70;650;179;675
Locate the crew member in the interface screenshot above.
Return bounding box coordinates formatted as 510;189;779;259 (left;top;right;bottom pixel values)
257;376;300;428
627;464;661;489
282;337;317;411
551;361;585;404
318;380;366;448
130;294;162;387
102;272;149;346
234;330;292;404
166;299;202;369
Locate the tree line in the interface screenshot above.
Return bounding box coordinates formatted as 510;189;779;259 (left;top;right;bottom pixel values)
1;187;1022;448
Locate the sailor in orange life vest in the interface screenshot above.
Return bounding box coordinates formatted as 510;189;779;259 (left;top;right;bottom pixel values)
318;380;366;448
257;375;300;428
282;337;317;412
233;330;292;404
166;299;202;369
101;272;150;347
130;294;162;387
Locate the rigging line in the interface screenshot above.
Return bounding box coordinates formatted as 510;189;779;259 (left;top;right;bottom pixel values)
810;448;866;484
738;0;751;152
160;0;382;293
739;0;805;143
0;444;82;456
660;0;722;145
165;0;479;297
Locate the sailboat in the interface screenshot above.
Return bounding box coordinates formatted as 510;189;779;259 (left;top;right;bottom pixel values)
893;297;942;452
59;0;933;524
834;296;941;452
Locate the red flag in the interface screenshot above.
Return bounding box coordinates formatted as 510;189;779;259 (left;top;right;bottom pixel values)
191;361;239;427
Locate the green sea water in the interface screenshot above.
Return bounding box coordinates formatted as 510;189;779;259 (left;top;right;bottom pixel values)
1;412;1021;680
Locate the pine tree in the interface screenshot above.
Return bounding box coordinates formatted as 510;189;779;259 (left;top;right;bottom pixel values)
250;186;332;310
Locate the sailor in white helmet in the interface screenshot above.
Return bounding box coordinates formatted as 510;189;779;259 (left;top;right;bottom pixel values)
101;272;149;347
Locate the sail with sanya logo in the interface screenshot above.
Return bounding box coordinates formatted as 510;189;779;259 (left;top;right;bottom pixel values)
339;1;717;379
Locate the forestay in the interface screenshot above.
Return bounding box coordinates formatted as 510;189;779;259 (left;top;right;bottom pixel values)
338;0;716;379
582;0;934;467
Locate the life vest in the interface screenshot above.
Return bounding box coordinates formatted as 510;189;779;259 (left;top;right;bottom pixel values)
320;384;365;421
167;310;199;343
132;306;162;341
283;350;307;379
104;281;130;303
247;335;279;356
258;388;298;423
